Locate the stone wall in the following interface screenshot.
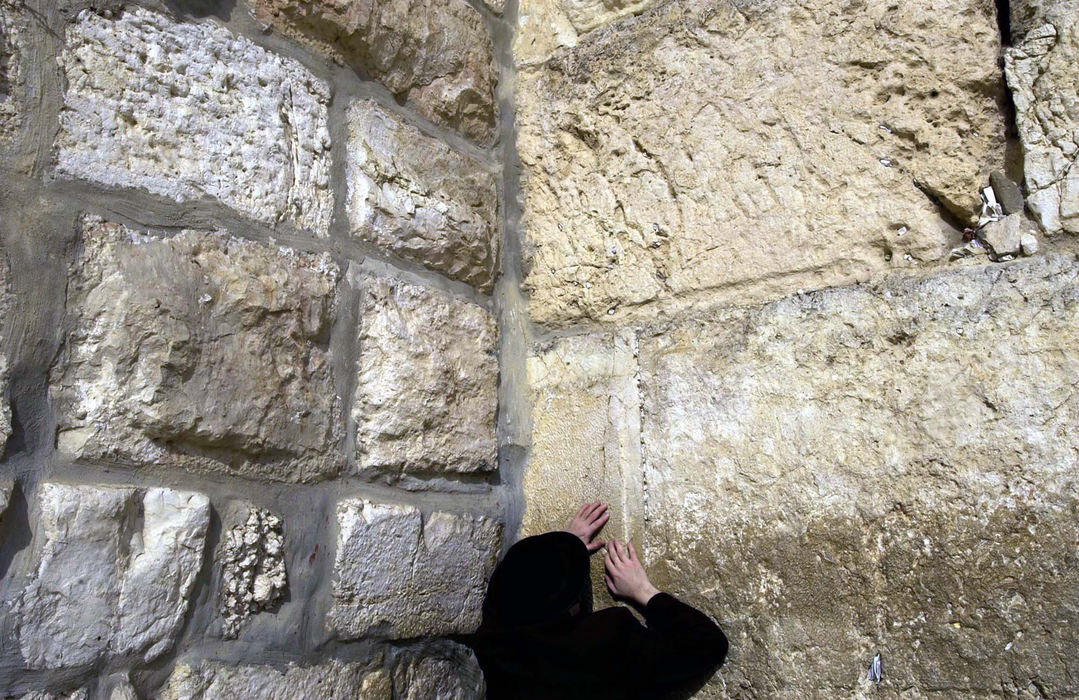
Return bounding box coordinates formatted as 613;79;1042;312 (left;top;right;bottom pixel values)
0;0;1077;697
0;0;512;697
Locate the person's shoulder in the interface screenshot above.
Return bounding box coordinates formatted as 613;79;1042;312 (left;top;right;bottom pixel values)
586;604;645;631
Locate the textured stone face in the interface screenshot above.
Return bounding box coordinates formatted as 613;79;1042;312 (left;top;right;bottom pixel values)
354;277;498;475
1006;21;1079;235
394;646;486;700
522;330;642;607
160;660;388;700
328;498;501;638
52;217;341;482
517;0;1004;327
218;505;287;638
0;254;10;451
347;100;500;291
0;0;28;143
248;0;497;144
57;7;332;235
15;483;209;668
636;256;1079;695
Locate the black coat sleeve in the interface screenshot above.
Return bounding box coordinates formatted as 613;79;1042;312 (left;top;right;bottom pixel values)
637;592;729;690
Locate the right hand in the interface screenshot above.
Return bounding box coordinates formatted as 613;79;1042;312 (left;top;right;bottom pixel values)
604;539;660;606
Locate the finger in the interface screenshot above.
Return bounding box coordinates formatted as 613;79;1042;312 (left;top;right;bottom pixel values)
589;503;609;523
628;542;639;563
604;574;615;592
575;502;588;518
587;539;605;553
611;539;624;564
584;501;602;519
587;510;610;535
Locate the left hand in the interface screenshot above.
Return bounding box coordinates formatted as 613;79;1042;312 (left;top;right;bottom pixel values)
564;501;610;553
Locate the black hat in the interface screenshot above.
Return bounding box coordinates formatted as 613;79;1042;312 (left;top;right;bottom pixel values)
482;531;589;627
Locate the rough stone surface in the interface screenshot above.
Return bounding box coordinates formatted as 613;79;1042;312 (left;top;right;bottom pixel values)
347;100;499;291
990;171;1025;215
52;217;342;482
394;646;485;699
354;277;497;475
0;0;28;144
517;0;1005;327
328;498;501;638
522;330;642;607
635;255;1079;696
1005;21;1079;235
218;505;287;638
18;691;88;700
248;0;497;144
57;7;333;235
159;659;387;700
15;483;209;668
980;213;1023;257
0;253;10;451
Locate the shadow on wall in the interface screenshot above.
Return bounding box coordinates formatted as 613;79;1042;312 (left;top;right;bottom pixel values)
164;0;237;21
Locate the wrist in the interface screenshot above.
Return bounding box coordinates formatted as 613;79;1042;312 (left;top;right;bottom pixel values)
635;584;661;606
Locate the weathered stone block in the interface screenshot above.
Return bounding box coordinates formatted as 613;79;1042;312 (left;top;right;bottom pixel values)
347;100;499;291
15;483;209;668
1006;21;1079;235
522;330;642;607
0;254;11;451
637;255;1079;695
57;7;332;235
353;276;497;475
52;217;341;482
0;0;29;144
160;659;388;700
248;0;497;144
328;498;501;638
218;505;287;638
17;690;88;700
394;645;485;699
517;0;1005;327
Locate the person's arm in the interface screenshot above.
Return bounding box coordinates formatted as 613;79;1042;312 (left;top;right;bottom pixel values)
605;540;728;688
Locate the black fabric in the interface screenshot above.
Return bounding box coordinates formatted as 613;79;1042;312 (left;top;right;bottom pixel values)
482;532;591;626
464;535;728;699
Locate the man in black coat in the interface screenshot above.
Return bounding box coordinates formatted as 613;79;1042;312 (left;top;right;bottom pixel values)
464;501;728;699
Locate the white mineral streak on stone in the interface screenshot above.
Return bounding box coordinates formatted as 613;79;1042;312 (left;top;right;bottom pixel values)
0;255;11;449
0;0;28;142
346;100;500;291
522;330;642;607
219;506;287;638
0;478;12;513
17;690;89;700
394;647;486;699
159;660;388;700
1006;21;1079;234
56;7;332;235
247;0;497;143
51;217;341;482
15;483;209;669
329;498;501;638
637;255;1079;694
354;277;498;474
517;0;1005;327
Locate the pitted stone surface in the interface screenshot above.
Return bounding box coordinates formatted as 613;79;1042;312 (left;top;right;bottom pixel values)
347;100;499;291
15;483;209;668
522;330;642;607
0;0;28;143
394;646;485;699
18;691;88;700
52;217;341;482
0;253;11;451
218;505;287;638
354;277;497;475
328;498;501;638
57;7;332;235
517;0;1004;327
637;255;1079;695
248;0;497;144
160;659;388;700
1006;21;1079;235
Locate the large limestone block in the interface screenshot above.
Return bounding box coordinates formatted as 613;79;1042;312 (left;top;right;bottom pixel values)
15;483;209;669
354;277;498;475
0;0;29;143
160;659;389;700
518;0;1005;327
394;646;485;699
1006;21;1079;235
328;498;501;638
522;330;642;607
57;7;332;236
52;217;342;482
347;100;500;291
248;0;497;144
637;256;1079;695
